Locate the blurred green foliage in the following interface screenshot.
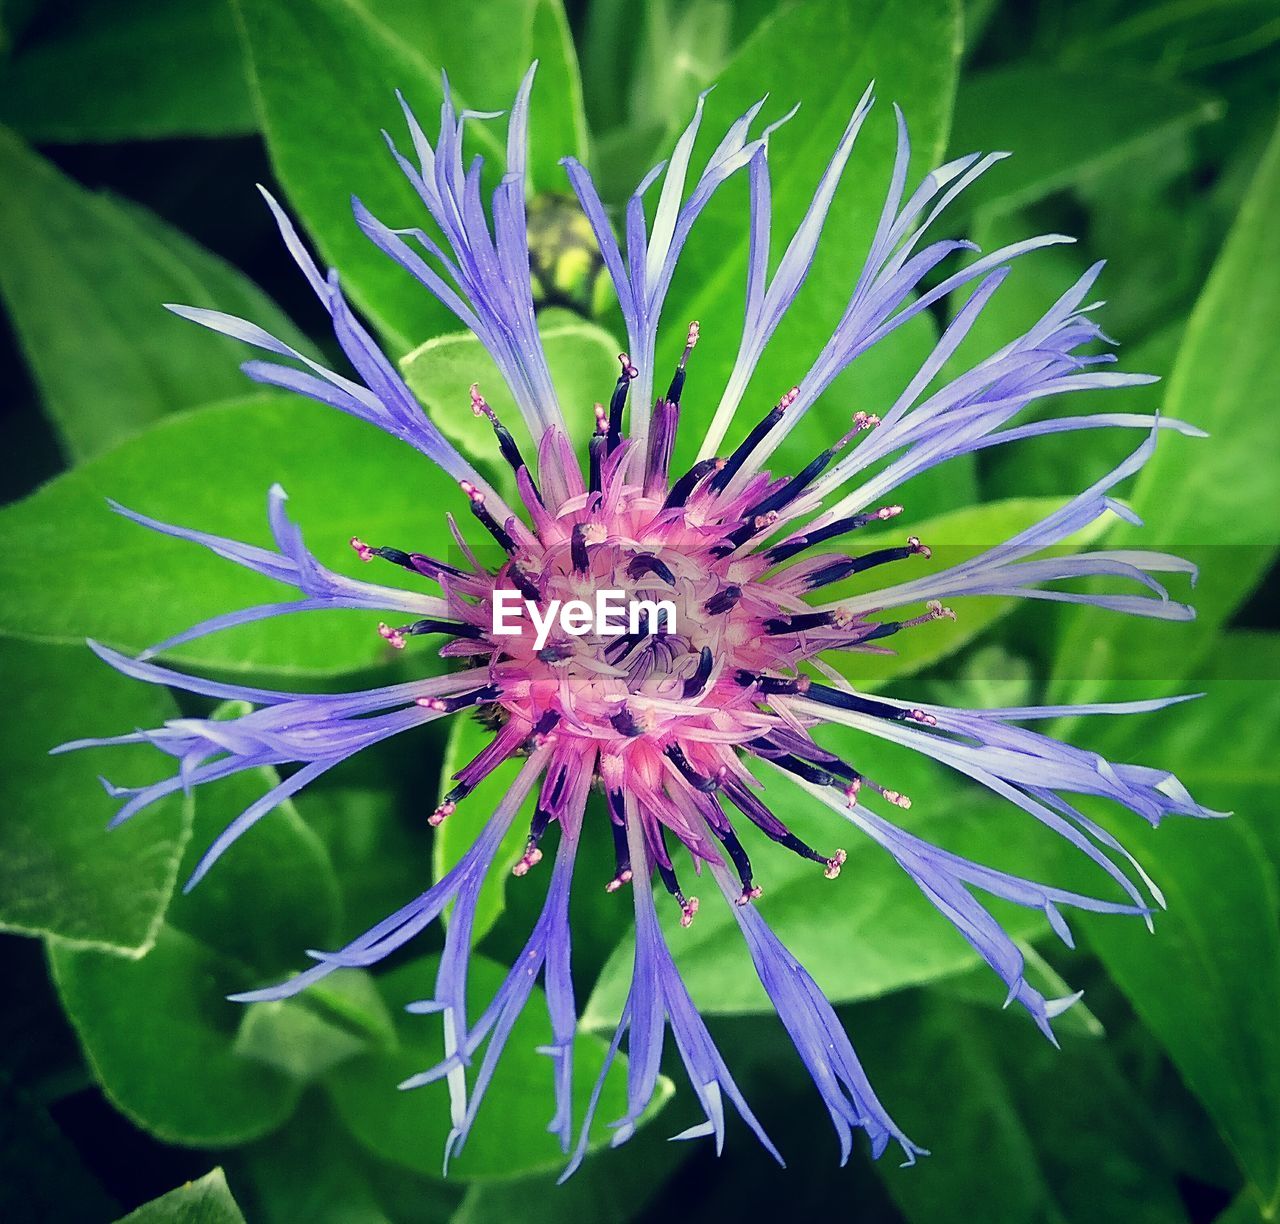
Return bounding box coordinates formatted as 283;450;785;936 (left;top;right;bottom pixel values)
0;0;1278;1220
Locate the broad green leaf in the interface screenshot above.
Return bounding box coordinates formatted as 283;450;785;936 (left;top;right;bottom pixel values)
0;392;460;677
51;745;343;1147
0;0;253;141
238;1096;464;1224
402;310;621;496
235;0;586;352
234;969;394;1082
584;734;1098;1023
1065;634;1280;1209
0;638;189;954
0;129;308;460
659;0;962;500
115;1168;247;1224
949;68;1222;220
325;958;671;1181
1050;109;1280;699
367;0;588;196
862;995;1190;1224
299;768;437;933
1146;633;1280;862
1082;816;1280;1212
1057;0;1280;73
432;712;539;944
450;1113;690;1224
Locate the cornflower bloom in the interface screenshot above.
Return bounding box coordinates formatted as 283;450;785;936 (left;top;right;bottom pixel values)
59;66;1219;1174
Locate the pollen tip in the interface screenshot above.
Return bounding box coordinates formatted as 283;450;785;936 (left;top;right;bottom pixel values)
852;411;881;431
824;848;847;879
469;383;493;418
428;801;455;826
735;885;763;906
416;696;447;710
379;622;407;649
604;868;633;894
350;536;375;562
843;780;861;806
880;504;903;519
777;387;799;412
618;353;638;379
680;896;700;928
686;320;700;347
907;535;932;559
512;846;543;877
908;707;938;726
883;790;912;809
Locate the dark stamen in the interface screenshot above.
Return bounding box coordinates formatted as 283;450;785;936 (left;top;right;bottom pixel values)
801;542;924;591
571;523;590;574
663;457;721;509
665;321;700;405
682;646;715;698
724;444;841;552
350;540;466;581
505;564;542;602
734;670;811;696
414;684;503;715
804;682;921;723
707;816;760;903
655;829;699;927
665;743;719;792
703;585;741;615
709;387;798;493
588;402;608;492
605;789;632;892
763;610;836;635
610;707;644;737
607;353;637;452
764;506;904;564
471;385;540;503
721;777;842;874
627;553;676;585
461;482;517;554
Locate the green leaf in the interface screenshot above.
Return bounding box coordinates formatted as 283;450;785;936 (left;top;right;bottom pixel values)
1082;815;1280;1212
432;713;539;944
658;0;962;495
1049;108;1280;698
324;958;671;1181
0;638;189;954
584;735;1089;1024
401;310;621;497
949;68;1222;220
366;0;588;197
237;1095;464;1224
0;392;458;677
115;1168;247;1224
1062;634;1280;1209
50;739;343;1147
235;0;586;352
0;129;308;460
233;969;394;1082
450;1112;689;1224
0;0;254;141
862;995;1190;1224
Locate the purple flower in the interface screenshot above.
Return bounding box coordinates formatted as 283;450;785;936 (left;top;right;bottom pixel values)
59;65;1221;1174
